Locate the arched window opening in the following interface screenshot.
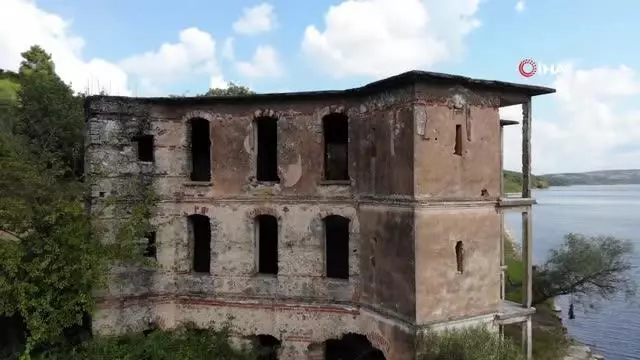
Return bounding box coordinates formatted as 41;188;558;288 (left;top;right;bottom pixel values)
188;214;211;273
188;118;211;181
249;334;281;360
324;215;350;279
324;333;386;360
322;113;349;181
256;215;278;275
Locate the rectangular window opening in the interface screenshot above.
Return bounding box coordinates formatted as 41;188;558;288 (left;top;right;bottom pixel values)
454;124;463;156
189;118;211;181
134;135;154;162
143;232;156;260
323;114;349;181
255;117;279;182
190;215;211;273
256;215;278;275
455;241;464;273
325;215;350;279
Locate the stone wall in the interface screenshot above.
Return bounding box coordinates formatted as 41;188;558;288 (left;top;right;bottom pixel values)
84;78;517;359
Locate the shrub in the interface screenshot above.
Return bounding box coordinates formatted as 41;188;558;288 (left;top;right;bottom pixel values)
418;326;524;360
32;323;256;360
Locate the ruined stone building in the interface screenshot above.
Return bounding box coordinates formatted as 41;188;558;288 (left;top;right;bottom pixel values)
84;71;555;360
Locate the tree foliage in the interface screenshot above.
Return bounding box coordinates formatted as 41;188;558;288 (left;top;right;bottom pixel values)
0;70;20;133
14;47;84;178
531;233;636;306
202;82;254;97
0;46;150;359
505;233;636;307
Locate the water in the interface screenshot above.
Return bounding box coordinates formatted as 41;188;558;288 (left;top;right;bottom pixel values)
505;185;640;360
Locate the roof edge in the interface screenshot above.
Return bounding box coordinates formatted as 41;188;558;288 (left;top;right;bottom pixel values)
85;70;555;104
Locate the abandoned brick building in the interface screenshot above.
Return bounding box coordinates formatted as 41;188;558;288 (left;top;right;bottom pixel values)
84;70;555;360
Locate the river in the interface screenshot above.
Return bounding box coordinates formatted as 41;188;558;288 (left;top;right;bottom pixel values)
505;184;640;360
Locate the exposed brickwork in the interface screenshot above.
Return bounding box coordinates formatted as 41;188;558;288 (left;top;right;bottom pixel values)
85;71;553;359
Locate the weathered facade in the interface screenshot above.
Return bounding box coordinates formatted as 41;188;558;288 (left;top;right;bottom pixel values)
84;71;555;359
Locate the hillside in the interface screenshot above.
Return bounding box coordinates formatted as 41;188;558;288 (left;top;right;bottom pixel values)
542;169;640;186
503;170;549;193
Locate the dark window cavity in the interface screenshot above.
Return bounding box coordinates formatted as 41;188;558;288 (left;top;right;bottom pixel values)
322;113;349;181
189;214;211;273
250;335;281;360
324;215;350;279
143;232;156;260
454;124;463;156
255;117;279;182
189;118;211;181
256;215;278;275
455;241;464;273
325;333;386;360
134;135;154;162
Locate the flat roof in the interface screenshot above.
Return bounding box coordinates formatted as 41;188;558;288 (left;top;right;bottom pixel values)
85;70;556;106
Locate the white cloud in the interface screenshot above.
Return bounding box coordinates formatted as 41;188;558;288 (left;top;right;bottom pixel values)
0;0;130;95
515;0;525;12
301;0;481;78
210;75;228;89
501;65;640;174
233;3;277;35
0;1;231;96
235;45;282;78
119;27;226;93
222;37;235;60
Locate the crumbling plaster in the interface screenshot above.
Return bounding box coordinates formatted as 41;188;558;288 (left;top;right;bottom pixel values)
86;80;517;359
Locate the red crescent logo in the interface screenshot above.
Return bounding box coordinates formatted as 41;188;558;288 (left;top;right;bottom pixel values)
518;59;537;78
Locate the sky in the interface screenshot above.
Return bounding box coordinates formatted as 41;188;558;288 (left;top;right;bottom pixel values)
1;0;639;174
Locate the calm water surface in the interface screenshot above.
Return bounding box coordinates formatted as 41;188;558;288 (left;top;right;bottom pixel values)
506;185;640;360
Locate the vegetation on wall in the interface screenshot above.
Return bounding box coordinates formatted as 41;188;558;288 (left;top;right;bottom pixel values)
202;82;254;96
169;82;255;98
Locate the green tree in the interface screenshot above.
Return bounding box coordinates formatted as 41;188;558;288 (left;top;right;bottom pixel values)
506;233;636;307
202;82;254;96
18;46;56;76
13;47;84;178
0;69;20;133
0;46;150;359
531;233;636;306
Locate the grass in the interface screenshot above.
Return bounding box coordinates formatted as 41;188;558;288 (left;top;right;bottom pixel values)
502;234;570;360
3;323;258;360
418;326;525;360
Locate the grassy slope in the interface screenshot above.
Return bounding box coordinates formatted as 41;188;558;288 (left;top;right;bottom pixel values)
543;169;640;186
503;170;550;194
502;234;569;360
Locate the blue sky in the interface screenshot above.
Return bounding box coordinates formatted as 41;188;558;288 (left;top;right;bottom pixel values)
1;0;639;173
